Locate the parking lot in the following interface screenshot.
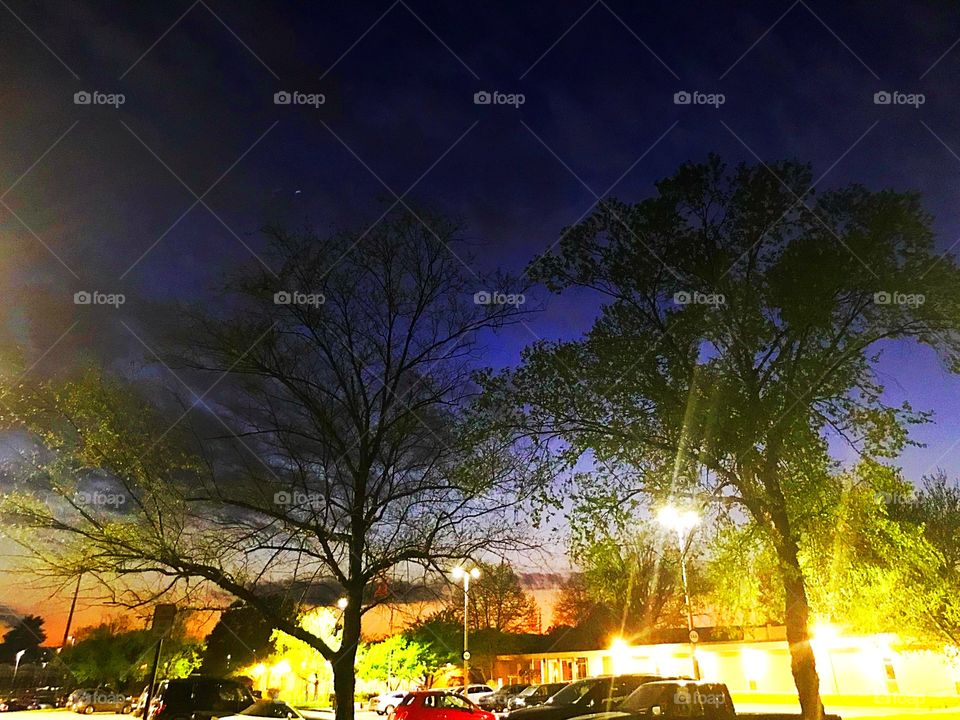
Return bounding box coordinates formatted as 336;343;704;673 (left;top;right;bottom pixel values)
0;710;378;720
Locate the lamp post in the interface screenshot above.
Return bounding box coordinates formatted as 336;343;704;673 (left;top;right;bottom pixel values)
452;565;480;685
13;649;26;687
657;505;700;680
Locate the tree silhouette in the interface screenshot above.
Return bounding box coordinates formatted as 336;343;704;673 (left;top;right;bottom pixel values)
0;615;46;664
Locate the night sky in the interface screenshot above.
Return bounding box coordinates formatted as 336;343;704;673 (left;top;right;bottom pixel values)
3;0;960;628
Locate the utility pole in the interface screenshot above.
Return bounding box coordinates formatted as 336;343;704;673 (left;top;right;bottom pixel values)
61;574;83;648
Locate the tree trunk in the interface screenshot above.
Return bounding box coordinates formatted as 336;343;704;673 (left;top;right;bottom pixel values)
776;536;824;720
333;648;357;720
332;586;363;720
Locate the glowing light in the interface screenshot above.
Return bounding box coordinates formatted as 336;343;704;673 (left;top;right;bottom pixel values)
251;663;266;678
812;622;839;646
452;566;480;580
657;506;699;534
273;659;292;675
337;597;348;609
610;638;630;675
741;648;769;680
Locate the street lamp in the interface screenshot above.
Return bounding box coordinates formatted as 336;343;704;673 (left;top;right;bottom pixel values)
657;505;700;679
452;565;481;685
13;649;26;686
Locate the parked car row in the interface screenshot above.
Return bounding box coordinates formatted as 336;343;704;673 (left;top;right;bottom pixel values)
375;674;842;720
0;686;69;712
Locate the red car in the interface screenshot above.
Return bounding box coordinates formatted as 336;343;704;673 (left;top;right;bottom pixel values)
393;692;495;720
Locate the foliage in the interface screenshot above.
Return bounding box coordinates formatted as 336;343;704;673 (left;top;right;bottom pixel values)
506;155;960;718
570;518;684;638
403;611;462;670
888;471;960;645
446;562;540;633
356;635;432;687
269;607;343;693
0;210;551;720
59;619;201;689
703;523;783;627
550;574;597;630
201;599;289;676
0;615;47;664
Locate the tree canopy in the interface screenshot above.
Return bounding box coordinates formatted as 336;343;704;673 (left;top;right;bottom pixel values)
504;155;960;719
0;210;548;720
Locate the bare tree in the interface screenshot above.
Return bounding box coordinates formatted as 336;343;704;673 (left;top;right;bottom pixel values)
1;210;549;720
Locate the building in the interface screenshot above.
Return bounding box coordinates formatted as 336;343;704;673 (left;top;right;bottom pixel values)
492;626;960;708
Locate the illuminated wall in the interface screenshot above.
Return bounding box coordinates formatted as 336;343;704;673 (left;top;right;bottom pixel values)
493;631;960;702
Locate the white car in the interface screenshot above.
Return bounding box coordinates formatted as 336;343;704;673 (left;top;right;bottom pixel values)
221;700;305;720
460;685;495;704
370;691;410;715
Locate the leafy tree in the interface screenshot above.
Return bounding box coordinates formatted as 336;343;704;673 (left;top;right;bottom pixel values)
0;615;46;664
447;562;540;633
357;636;432;688
550;574;597;630
888;471;960;644
202;599;289;676
404;610;462;671
570;518;683;638
506;155;960;719
703;523;783;627
270;607;343;702
60;619;202;689
1;211;547;720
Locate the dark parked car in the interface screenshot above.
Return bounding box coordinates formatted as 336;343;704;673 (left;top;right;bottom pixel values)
590;680;842;720
480;685;530;713
508;683;567;711
506;676;665;720
27;687;68;709
149;676;255;720
0;698;29;712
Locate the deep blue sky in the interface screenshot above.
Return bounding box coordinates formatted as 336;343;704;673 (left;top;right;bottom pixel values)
3;0;960;483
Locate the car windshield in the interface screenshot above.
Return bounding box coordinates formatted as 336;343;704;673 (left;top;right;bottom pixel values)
517;687;538;698
620;685;671;713
547;680;602;706
240;701;301;718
